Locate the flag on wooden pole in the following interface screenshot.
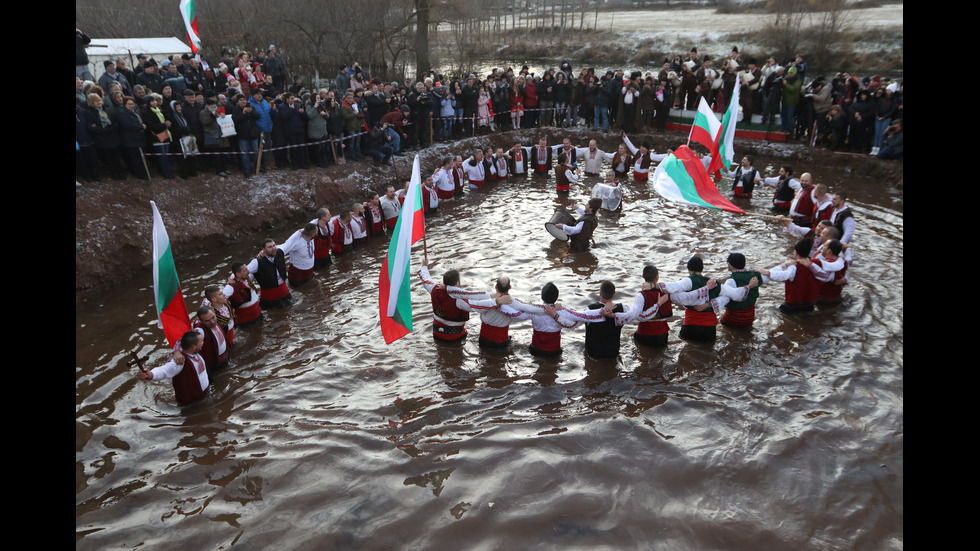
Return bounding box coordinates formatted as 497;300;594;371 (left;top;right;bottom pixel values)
652;145;746;214
709;78;741;180
689;96;722;154
379;156;425;344
151;201;191;347
179;0;201;53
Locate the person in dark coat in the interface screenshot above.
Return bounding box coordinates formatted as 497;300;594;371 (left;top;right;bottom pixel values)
141;93;175;178
199;97;232;176
365;122;394;164
324;96;345;164
848;89;874;153
167;100;198;178
136;62;165;94
231;94;261;176
278;93;309;169
84;94;125;179
76;102;100;181
117;96;150;179
459;76;480;135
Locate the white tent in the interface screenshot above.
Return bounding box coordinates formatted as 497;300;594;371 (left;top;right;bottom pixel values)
85;37;191;81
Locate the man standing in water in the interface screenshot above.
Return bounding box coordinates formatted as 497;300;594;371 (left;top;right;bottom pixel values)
498;282;578;357
419;257;513;342
550;280;626;358
279;224;318;287
617;264;673;347
713;253;762;328
190;305;232;375
552;152;580;194
580;139;615;176
247;238;292;308
380;186;401;230
225;261;262;325
476;276;526;349
659;256;721;342
829;191;856;266
622;132;668;182
137;331;209;404
761;238;820;314
556;198;602;251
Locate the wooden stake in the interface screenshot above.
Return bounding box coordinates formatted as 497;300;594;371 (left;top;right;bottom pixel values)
256;131;265;171
138;147;151;180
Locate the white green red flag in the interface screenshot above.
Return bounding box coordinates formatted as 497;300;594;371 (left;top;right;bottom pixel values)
708;78;741;180
179;0;201;53
689;96;721;154
379;156;425;344
652;145;746;214
151;201;191;347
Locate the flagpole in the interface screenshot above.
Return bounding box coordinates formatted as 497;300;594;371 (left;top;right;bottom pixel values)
738;211;783;220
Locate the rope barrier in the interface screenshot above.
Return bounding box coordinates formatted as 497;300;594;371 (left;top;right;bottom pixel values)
140;106;598;157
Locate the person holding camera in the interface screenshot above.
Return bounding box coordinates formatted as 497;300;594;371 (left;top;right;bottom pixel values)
380;104;410;156
621;77;640;133
342;90;365;161
493;76;512;131
808;78;833;145
780;66;802;135
438;84;457;141
365;122;394;165
307;93;331;167
408;82;433;147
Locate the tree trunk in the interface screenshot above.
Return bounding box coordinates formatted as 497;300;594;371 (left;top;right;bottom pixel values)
414;0;430;81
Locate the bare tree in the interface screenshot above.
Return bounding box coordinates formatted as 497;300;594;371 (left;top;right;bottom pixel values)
765;0;810;63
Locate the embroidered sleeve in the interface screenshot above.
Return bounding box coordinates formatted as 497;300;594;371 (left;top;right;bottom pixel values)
670;286;710;307
660;278;693;294
766;264;796;282
720;279;750;302
623;135;638;155
554;311;581;328
418;266;436;293
560;306;607;323
783;222;812;238
510;298;546;314
498;304;532;320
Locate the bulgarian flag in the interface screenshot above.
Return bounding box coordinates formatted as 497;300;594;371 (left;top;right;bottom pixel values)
652;145;745;214
709;78;741;180
689;96;722;154
379;156;425;344
179;0;201;53
151;201;191;347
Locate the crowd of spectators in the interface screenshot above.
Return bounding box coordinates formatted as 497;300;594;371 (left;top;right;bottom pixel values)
747;53;903;158
809;73;903;159
75;36;903;183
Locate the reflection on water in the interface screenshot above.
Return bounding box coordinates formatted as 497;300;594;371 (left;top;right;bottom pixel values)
76;154;903;550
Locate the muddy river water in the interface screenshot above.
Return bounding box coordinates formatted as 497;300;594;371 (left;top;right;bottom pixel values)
76;156;903;550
